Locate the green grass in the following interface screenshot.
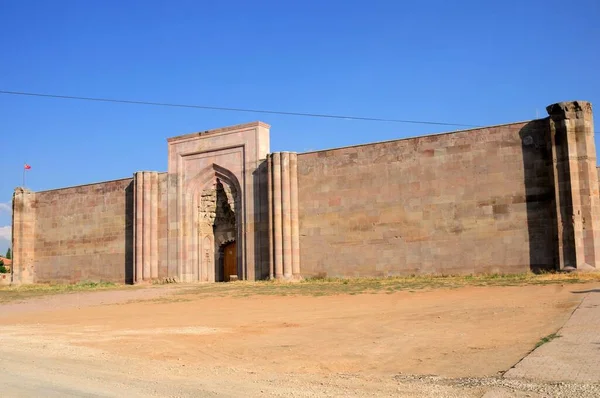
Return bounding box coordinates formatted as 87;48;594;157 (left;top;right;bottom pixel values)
0;281;126;303
535;332;561;348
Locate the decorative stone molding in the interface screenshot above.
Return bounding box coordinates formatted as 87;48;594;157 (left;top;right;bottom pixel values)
267;152;301;280
167;122;270;282
133;171;159;283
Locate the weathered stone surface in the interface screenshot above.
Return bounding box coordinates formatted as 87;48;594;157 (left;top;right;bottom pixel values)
266;152;301;280
11;101;600;283
166;121;270;282
12;187;36;284
21;179;133;284
296;119;557;277
133;171;160;283
546;100;592;117
549;100;600;270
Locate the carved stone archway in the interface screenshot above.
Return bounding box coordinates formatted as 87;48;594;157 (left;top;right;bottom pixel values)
166;122;271;282
184;164;242;282
197;179;238;282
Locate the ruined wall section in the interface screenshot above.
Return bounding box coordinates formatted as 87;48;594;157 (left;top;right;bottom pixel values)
32;178;134;283
297;119;556;277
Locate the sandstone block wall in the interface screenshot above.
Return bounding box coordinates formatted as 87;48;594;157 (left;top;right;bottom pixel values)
32;178;133;283
10;102;597;284
296;119;556;277
12;188;36;283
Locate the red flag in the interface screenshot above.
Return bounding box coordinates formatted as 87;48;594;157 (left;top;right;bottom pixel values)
24;164;31;170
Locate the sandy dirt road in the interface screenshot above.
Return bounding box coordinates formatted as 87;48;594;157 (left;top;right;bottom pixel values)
0;283;596;397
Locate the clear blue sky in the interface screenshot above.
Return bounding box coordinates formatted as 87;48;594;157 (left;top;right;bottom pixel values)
1;0;599;253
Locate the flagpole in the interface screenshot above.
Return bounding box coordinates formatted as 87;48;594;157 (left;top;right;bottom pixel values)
22;163;32;188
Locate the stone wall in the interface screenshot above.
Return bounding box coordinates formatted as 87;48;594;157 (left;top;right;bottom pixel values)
296;119;557;277
10;101;597;284
32;178;133;283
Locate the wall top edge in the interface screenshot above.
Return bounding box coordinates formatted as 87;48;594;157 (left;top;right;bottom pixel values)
297;119;540;156
167;121;271;143
546;100;593;116
25;176;134;194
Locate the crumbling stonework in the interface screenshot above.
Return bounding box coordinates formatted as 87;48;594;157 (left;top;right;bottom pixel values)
199;180;236;228
10;101;600;284
198;180;237;282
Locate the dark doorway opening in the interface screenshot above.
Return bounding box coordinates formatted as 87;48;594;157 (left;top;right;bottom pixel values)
219;241;237;282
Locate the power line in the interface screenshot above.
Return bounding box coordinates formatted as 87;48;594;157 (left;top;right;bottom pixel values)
0;89;481;128
3;89;598;134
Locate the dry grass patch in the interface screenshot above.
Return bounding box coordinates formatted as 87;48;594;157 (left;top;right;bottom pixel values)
2;272;599;304
173;271;600;300
0;281;129;303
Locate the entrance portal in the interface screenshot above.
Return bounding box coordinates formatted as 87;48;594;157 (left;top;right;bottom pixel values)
196;178;238;282
223;241;237;282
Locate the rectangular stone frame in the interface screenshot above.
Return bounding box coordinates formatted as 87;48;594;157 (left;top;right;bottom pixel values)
166;122;270;282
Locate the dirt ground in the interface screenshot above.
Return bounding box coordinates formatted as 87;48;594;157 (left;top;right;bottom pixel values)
0;282;597;397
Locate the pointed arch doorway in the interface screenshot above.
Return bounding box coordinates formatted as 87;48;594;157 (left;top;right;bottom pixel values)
195;176;240;282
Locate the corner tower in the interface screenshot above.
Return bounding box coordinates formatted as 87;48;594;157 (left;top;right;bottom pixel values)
548;101;600;270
